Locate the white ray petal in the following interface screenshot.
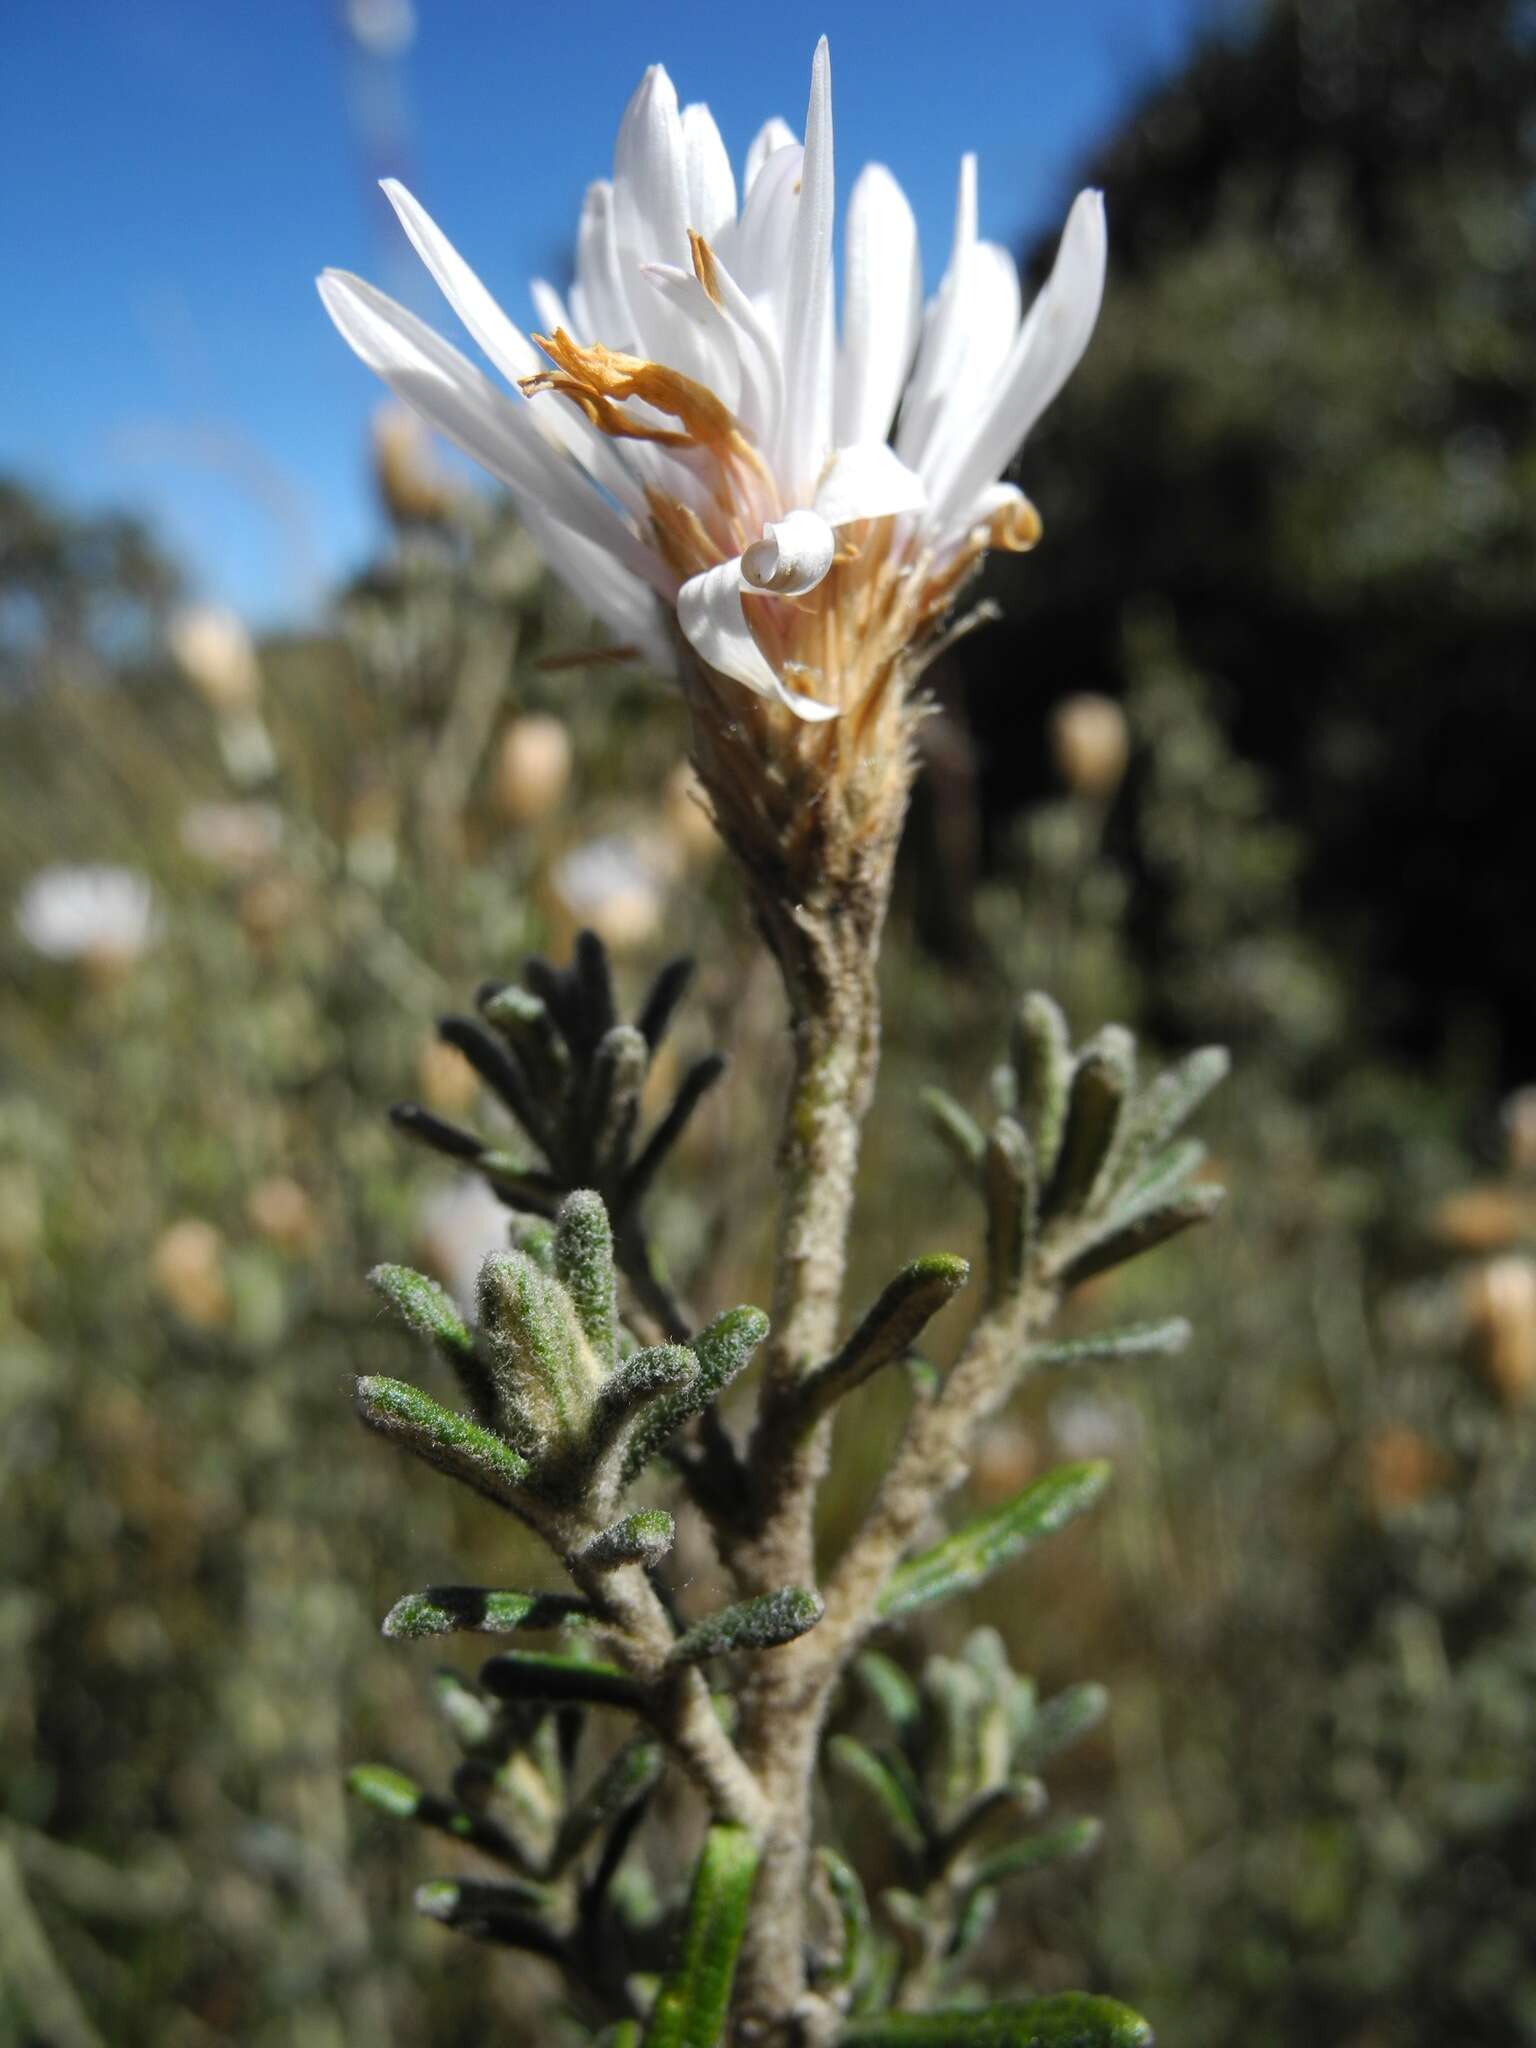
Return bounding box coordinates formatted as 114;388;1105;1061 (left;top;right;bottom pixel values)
682;101;737;240
575;180;637;348
614;64;690;265
775;37;836;498
529;278;570;339
382;178;542;385
835;163;922;447
520;503;671;663
717;141;802;320
317;270;667;594
639;262;746;415
678;558;839;720
905;240;1022;485
813;442;927;528
744;115;796;194
742;509;836;594
929;188;1107;525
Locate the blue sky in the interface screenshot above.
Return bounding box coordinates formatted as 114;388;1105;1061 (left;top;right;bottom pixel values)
2;1;1197;624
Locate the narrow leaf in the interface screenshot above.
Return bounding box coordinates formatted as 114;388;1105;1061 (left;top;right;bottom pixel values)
554;1188;618;1367
1018;1682;1110;1767
920;1086;986;1173
586;1023;648;1178
415;1877;564;1956
480;983;571;1105
635;954;695;1052
841;1992;1152;2045
552;1737;663;1871
1044;1027;1135;1220
828;1736;926;1857
590;1345;699;1468
814;1845;869;1992
668;1586;823;1667
877;1464;1110;1624
578;1508;676;1572
964;1815;1103;1892
621;1305;768;1482
1010;993;1073;1183
381;1586;590;1641
855;1651;922;1737
1131;1044;1229;1157
479;1650;645;1710
801;1256;971;1423
621;1052;728;1213
1025;1319;1191;1373
354;1376;529;1510
437;1014;549;1152
984;1118;1036;1303
574;927;619;1041
641;1825;760;2048
1060;1186;1225;1287
347;1765;518;1861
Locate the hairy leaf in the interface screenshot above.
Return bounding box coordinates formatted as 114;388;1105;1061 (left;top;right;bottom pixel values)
878;1464;1110;1624
641;1825;760;2048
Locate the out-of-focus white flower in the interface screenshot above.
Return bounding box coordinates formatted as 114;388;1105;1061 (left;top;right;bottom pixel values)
319;39;1104;725
416;1175;508;1316
550;832;670;952
169;606;262;714
179;802;285;873
16;865;158;966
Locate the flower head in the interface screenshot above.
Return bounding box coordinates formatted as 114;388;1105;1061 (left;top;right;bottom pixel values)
16;864;159;967
318;39;1105;731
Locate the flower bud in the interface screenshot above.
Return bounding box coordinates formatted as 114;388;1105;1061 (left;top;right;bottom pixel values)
1050;693;1129;801
1465;1254;1536;1407
245;1176;318;1255
495;714;572;826
371;401;455;526
152;1218;230;1330
169;606;261;714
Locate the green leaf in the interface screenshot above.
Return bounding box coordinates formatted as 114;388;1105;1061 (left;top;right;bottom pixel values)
920;1087;986;1173
555;1189;618;1368
1131;1044;1229;1158
368;1263;496;1417
381;1586;590;1641
586;1023;648;1178
800;1256;971;1423
984;1118;1036;1305
477;1250;601;1448
877;1464;1111;1624
431;1669;495;1750
1024;1319;1191;1373
480;983;571;1106
414;1877;564;1956
590;1345;699;1467
840;1992;1153;2045
621;1305;768;1482
828;1736;927;1858
479;1650;644;1711
1060;1186;1225;1288
1044;1027;1135;1220
1017;1682;1110;1766
668;1587;823;1667
964;1816;1103;1893
1010;993;1073;1183
353;1376;529;1510
641;1825;760;2048
855;1651;922;1738
552;1737;663;1871
347;1764;517;1862
814;1846;869;1993
578;1508;676;1571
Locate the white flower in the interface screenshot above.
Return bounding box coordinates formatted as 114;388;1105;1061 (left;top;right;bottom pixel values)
319;38;1105;723
15;865;159;963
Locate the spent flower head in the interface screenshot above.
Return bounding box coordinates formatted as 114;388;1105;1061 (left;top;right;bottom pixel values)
319;39;1104;734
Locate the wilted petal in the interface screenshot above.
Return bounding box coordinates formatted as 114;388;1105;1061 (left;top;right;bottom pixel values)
742;509;836;593
678;558;839;720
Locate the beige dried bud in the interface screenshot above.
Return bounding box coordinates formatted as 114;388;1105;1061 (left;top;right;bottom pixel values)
417;1036;480;1116
969;1418;1036;1505
169;606;262;714
152;1219;230;1330
1429;1184;1533;1253
371;401;456;526
238;874;300;946
1465;1254;1536;1407
245;1176;318;1254
1050;692;1129;800
1364;1425;1448;1514
494;714;572;826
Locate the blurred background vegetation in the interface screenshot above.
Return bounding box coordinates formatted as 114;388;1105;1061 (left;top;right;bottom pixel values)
4;0;1535;2041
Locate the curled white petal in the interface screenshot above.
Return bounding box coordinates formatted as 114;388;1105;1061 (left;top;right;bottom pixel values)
742;509;836;594
678;558;839;721
813;442;927;528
